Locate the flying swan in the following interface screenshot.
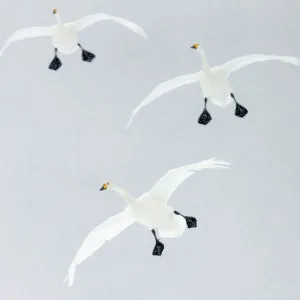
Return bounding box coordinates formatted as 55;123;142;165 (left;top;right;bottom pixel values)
0;9;148;71
126;44;300;127
63;158;230;287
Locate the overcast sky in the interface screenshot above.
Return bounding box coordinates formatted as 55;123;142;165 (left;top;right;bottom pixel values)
0;0;299;299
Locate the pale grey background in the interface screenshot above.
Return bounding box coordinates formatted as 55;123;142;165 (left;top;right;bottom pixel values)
0;0;299;299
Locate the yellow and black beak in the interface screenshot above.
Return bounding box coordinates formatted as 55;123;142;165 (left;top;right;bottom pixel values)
53;8;57;14
99;183;108;191
191;44;199;49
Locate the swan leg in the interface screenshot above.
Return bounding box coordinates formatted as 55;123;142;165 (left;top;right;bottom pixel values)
174;211;197;228
198;98;212;125
231;93;248;118
151;229;164;256
48;48;62;71
78;43;96;62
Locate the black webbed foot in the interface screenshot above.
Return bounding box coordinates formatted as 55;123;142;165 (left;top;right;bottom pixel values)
82;49;96;62
49;56;62;71
235;103;248;118
151;229;164;256
198;98;212;125
174;211;197;229
152;240;165;256
185;216;197;228
231;93;248;118
198;108;212;125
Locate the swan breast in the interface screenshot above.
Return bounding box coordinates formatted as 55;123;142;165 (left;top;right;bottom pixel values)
52;25;79;54
129;200;183;236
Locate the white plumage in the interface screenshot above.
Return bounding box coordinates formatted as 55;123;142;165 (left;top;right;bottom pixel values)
64;158;230;287
126;44;300;127
0;9;148;68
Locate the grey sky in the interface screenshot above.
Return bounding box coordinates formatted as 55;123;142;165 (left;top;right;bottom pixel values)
0;0;299;299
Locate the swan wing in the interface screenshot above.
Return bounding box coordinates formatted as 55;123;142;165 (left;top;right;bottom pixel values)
144;158;230;204
222;54;300;75
126;73;200;128
71;13;147;38
0;26;53;57
63;208;134;287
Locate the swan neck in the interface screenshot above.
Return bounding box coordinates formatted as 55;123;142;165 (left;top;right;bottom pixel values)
198;48;210;72
55;13;63;25
112;185;135;205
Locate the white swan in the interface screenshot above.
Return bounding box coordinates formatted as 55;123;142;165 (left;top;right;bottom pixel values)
126;44;300;127
63;158;230;287
0;9;148;71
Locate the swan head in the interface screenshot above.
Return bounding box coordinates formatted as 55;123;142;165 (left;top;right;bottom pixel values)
191;43;200;50
99;182;111;191
190;43;209;68
53;9;63;25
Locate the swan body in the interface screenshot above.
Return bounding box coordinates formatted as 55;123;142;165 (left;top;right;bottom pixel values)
0;9;148;69
128;193;186;238
126;44;300;127
199;67;232;107
51;23;78;55
63;158;230;287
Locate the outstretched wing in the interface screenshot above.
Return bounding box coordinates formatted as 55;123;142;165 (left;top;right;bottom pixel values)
126;73;200;128
222;54;300;75
71;13;148;38
63;208;134;287
0;26;53;57
143;158;230;204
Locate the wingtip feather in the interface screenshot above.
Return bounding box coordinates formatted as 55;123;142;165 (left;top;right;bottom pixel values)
142;33;148;39
134;27;148;39
63;265;76;287
126;112;136;129
187;158;231;172
125;118;133;129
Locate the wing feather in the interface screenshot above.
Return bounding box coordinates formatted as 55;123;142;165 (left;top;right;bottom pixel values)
222;54;300;75
144;158;230;204
0;26;53;57
63;208;134;287
126;73;200;128
72;13;147;38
